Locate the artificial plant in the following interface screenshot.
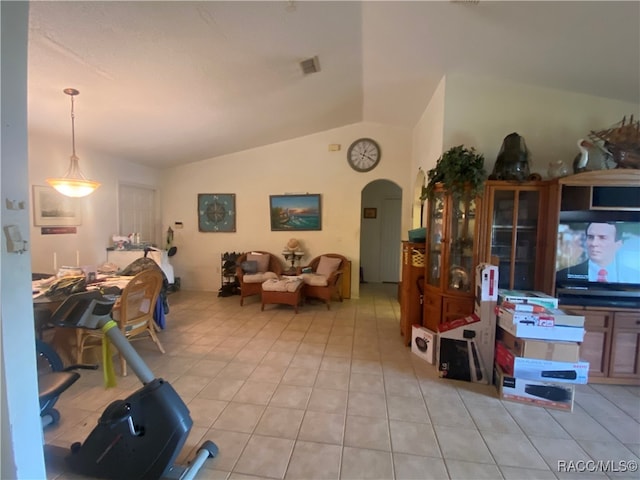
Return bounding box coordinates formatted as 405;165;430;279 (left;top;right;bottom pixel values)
421;145;486;201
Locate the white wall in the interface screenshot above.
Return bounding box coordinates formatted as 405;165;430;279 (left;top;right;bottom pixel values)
1;2;47;478
28;131;163;274
161;122;413;297
413;76;446;177
443;74;640;177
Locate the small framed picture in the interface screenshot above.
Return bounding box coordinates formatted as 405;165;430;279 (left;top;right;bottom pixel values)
198;194;236;232
363;207;377;219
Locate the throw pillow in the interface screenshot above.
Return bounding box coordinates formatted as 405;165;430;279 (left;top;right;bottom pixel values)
240;260;258;274
316;255;342;277
247;253;270;273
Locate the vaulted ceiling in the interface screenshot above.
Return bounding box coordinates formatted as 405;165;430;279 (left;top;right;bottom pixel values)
27;1;639;169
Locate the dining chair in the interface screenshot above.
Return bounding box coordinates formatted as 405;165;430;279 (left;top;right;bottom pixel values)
76;268;165;376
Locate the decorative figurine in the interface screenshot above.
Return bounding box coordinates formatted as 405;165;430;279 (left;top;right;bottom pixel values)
489;132;531;181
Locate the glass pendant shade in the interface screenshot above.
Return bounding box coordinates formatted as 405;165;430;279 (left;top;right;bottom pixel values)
46;88;100;197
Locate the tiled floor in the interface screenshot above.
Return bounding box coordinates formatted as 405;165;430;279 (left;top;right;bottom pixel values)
44;283;639;479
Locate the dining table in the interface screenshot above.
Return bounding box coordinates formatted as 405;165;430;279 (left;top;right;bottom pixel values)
33;274;134;365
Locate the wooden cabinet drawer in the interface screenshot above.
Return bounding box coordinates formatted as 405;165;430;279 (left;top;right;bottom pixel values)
583;311;612;329
614;312;640;330
443;297;474;322
443;297;473;315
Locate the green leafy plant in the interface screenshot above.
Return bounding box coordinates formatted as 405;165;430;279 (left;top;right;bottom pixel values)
421;145;486;201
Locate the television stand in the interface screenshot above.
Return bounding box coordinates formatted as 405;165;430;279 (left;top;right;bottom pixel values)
551;170;640;385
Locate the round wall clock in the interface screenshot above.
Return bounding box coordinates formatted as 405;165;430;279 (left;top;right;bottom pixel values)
347;138;381;172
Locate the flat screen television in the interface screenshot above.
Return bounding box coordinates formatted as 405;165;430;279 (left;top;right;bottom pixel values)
555;210;640;307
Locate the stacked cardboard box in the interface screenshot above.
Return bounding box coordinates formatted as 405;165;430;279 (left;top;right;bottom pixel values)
494;290;589;412
436;264;498;385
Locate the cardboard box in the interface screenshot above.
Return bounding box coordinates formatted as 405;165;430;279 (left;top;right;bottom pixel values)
497;329;580;362
437;264;499;385
494;365;575;412
497;313;584;342
513;357;589;384
438;315;488;383
495;340;517;376
498;290;558;310
411;324;436;364
474;263;499;349
476;264;499;302
498;306;585;328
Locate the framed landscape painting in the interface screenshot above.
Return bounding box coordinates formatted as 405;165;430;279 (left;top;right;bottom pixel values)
33;185;82;226
270;194;321;231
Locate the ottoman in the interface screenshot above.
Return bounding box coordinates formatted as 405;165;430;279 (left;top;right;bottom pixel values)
261;277;304;313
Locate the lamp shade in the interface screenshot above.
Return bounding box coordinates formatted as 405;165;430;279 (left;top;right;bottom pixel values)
47;176;100;198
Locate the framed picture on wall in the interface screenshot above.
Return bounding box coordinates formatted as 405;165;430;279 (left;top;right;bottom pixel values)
363;207;377;219
269;194;321;231
33;185;82;226
198;193;236;232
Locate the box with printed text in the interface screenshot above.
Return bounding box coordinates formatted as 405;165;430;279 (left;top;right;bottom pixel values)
497;290;558;310
411;324;436;364
512;357;589;384
497;311;585;342
494;365;575;412
436;264;499;385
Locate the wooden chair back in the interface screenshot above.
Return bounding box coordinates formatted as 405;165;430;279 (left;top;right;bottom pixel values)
114;268;163;337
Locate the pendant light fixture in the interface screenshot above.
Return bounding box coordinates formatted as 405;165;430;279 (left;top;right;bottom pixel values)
47;88;100;197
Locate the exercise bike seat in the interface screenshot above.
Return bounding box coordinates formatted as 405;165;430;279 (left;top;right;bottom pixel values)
39;371;80;407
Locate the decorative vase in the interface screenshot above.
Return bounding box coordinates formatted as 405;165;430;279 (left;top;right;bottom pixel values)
548;160;569;179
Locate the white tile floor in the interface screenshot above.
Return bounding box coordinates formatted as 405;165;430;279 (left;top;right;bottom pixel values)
44;283;640;479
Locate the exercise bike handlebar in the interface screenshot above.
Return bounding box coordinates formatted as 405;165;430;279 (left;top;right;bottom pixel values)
49;290;155;385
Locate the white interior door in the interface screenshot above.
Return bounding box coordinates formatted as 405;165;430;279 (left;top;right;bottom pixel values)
380;197;401;282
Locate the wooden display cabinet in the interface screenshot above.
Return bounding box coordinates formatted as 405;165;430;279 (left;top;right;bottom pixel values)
399;241;425;345
423;186;480;332
479;180;552;291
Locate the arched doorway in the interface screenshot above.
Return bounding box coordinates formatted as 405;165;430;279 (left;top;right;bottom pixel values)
360;179;402;283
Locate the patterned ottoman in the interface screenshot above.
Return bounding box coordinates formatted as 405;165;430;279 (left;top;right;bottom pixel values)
261;277;305;313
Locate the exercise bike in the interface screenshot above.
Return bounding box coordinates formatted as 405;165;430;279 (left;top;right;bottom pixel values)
44;290;218;479
37;339;99;428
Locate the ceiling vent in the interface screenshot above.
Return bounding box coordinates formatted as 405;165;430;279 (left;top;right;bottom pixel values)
300;56;321;75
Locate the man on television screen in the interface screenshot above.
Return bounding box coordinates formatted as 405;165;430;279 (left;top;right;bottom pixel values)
556;222;640;283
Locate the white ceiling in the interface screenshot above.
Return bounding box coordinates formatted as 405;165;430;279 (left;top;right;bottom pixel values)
27;1;640;169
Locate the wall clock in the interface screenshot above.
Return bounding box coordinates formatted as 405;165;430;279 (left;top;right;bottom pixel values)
198;194;236;232
347;138;381;172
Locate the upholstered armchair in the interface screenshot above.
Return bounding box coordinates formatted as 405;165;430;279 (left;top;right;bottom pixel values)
297;253;347;309
235;251;283;306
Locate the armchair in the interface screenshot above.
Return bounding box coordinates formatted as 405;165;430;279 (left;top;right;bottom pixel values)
298;254;347;309
235;251;283;305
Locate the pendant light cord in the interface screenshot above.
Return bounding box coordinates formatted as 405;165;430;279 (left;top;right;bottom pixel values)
70;94;76;158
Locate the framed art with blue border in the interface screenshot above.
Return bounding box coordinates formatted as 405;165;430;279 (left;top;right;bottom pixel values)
198;194;236;232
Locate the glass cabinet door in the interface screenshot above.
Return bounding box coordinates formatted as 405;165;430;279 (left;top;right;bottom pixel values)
447;195;475;293
490;189;539;290
427;193;444;287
